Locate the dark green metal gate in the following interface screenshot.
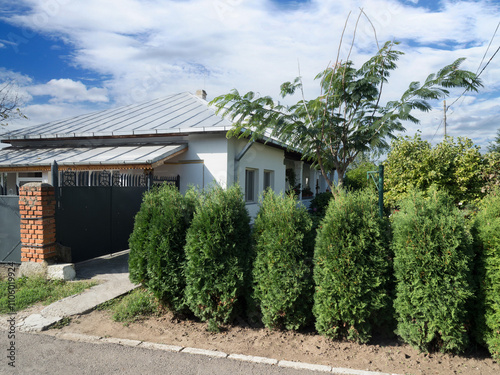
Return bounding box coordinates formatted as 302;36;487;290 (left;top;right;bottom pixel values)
54;168;180;263
56;186;147;263
0;196;21;263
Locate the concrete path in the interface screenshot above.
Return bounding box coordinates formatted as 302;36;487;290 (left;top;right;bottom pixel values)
17;250;138;332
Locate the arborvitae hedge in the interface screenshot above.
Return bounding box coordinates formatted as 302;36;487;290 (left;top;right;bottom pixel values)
252;191;314;330
391;189;474;353
313;189;391;343
128;184;196;313
146;185;196;312
184;185;251;329
128;189;156;285
473;190;500;360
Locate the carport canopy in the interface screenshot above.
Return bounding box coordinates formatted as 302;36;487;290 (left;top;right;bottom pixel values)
0;143;188;171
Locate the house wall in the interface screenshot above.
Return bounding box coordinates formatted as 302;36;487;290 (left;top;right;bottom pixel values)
153;133;228;194
229;138;286;219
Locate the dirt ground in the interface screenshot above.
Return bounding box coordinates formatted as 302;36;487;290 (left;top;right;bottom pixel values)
46;308;499;375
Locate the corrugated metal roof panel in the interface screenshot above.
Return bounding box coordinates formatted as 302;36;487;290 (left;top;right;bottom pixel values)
1;92;232;141
0;144;187;168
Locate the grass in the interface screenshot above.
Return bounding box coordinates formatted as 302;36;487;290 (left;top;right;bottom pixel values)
0;276;98;314
109;287;160;325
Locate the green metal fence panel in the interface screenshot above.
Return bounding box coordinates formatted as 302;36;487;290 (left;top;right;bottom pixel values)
0;196;21;263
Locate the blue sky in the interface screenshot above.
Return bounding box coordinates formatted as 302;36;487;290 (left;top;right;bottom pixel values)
1;0;499;151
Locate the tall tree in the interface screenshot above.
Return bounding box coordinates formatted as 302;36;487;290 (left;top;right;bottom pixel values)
210;41;482;189
0;81;27;127
487;129;500;153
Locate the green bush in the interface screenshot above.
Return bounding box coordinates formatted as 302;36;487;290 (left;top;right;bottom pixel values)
128;184;196;313
344;161;377;191
252;191;314;330
473;189;500;359
384;133;484;208
313;189;391;343
309;192;333;218
184;185;251;329
128;189;156;284
391;189;474;353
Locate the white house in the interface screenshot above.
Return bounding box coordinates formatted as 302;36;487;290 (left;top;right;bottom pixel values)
0;90;331;217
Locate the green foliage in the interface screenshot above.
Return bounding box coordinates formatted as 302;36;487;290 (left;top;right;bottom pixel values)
128;184;197;313
184;185;252;327
384;133;485;208
473;189;500;359
252;191;314;330
313;189;391;343
112;287;159;324
128;189;156;284
344;161;377;191
309;192;333;218
487;129;500;153
0;276;96;313
481;151;500;196
391;189;474;353
211;40;481;188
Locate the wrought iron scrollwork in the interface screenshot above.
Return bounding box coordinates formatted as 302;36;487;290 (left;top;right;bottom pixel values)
61;170;76;187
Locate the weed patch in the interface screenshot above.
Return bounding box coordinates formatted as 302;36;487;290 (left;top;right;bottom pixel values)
0;276;97;313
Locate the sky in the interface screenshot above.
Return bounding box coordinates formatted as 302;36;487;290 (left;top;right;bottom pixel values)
0;0;499;152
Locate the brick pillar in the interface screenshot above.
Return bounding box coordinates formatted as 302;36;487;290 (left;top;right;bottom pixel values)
19;183;57;263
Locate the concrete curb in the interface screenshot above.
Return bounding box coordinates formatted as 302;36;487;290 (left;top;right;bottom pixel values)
228;353;278;365
181;347;228;358
279;360;331;372
50;332;401;375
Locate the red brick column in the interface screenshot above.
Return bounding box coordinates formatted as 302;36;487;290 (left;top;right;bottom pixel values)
19;183;57;263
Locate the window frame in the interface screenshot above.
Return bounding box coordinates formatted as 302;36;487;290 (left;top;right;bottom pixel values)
245;168;258;203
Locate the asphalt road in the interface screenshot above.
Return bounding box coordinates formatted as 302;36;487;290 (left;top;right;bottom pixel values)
2;331;328;375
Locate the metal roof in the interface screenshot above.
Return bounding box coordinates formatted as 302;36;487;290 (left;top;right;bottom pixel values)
0;144;187;170
1;92;232;141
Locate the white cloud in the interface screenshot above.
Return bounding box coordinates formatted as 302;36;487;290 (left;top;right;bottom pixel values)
27;79;109;103
1;0;499;150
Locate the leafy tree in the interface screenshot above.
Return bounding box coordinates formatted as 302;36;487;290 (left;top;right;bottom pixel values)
344;160;377;191
481;151;500;195
0;81;27;127
487;129;500;153
210;41;481;189
384;133;485;207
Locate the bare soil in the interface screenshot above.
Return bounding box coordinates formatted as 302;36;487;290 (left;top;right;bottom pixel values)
46;308;499;375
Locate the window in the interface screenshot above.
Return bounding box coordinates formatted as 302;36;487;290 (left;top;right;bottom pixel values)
263;170;274;191
245;169;257;202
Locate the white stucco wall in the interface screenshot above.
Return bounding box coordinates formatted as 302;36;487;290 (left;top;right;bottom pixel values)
153;133;229;194
229;138;286;219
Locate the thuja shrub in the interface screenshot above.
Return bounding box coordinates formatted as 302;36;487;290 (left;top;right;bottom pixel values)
184;185;251;328
392;189;474;353
313;189;391;343
473;189;500;359
252;191;314;330
128;189;156;285
128;184;197;313
144;185;197;312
